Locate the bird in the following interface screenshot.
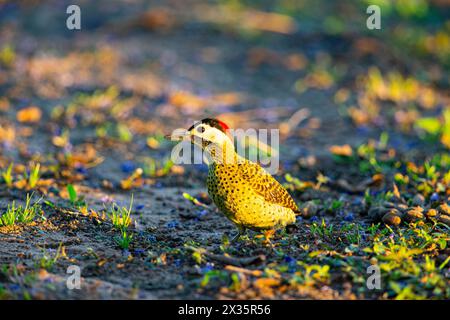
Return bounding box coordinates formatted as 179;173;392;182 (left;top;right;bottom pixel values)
167;118;299;243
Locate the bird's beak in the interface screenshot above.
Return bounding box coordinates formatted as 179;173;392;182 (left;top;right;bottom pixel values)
164;129;191;142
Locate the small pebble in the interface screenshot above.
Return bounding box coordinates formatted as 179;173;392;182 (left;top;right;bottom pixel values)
284;255;296;264
425;209;438;218
300;201;319;218
344;213;355;222
134;248;145;255
430;193;439;202
75;166;88;175
438;214;450;226
166;220;179;229
122;250;131;258
410;206;424;213
405;208;424;222
388;208;403;218
368;206;388;219
121;161;136;174
382;202;397;209
382;212;401;226
396;204;409;212
412;194;425;206
438;203;450;215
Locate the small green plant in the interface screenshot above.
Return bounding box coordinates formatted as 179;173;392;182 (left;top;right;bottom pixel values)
182;192;208;208
200;270;228;287
115;230;133;249
143;158;157;177
229;273;241;291
341;223;362;245
0;285;9;299
66;184;85;207
0;194;41;226
36;244;62;270
390;282;425;300
424;161;439;181
142;157;174;177
160;158;174;176
116;123;133;143
27;163;40;188
108;195;133;230
327;199;343;212
364;188;373;206
378;132;389;150
0;203;18;226
367;223;381;237
415;109;450;149
0;44;15;67
17;193;41;224
108;195;135;250
293;262;331;286
310;219;334;239
67;184;77;204
1;163;13;187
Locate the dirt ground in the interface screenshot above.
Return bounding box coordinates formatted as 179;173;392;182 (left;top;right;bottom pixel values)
0;0;449;299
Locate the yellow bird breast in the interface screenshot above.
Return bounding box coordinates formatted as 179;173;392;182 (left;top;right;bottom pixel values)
206;163;297;230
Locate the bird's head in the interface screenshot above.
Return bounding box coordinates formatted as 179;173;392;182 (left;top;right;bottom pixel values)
166;118;239;164
167;118;233;150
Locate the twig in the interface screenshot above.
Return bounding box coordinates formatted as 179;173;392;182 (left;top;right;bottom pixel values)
224;265;263;277
185;245;265;267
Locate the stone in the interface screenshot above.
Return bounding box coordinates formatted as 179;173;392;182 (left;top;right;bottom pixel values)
368;206;388;219
382;212;401;226
405;208;424;221
438;203;450;215
425;209;438;218
412;194;425;206
300;201;319;218
438;214;450;226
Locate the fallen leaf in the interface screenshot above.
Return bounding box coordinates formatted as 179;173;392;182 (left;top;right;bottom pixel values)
17;106;42;123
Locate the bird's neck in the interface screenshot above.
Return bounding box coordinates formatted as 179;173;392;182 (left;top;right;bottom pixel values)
205;140;244;165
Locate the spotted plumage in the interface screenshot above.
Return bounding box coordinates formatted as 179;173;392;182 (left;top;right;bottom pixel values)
169;118;299;240
207;160;298;231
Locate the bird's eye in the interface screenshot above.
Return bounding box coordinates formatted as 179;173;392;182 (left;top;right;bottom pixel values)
197;126;206;133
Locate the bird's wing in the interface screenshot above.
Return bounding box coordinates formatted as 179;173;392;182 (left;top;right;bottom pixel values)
238;161;299;213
